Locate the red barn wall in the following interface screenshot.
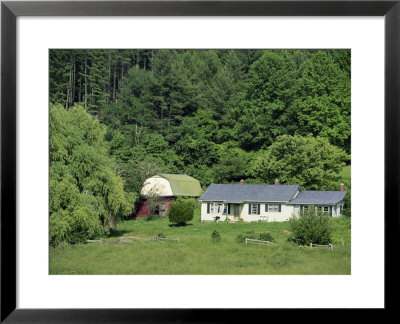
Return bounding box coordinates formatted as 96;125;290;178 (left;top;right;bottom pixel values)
136;200;151;217
135;197;174;218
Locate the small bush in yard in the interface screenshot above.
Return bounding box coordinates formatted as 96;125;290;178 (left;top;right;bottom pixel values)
288;208;333;245
236;234;246;243
235;231;256;243
167;197;195;225
245;231;256;239
157;233;166;239
259;232;275;242
211;230;221;243
236;231;275;243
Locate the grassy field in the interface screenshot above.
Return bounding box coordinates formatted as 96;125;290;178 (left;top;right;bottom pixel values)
50;209;351;275
341;165;351;181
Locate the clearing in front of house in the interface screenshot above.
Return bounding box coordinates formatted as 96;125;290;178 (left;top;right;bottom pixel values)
50;212;351;275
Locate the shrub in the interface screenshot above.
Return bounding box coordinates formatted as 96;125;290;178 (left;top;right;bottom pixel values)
259;232;275;242
236;234;246;243
236;231;256;243
157;233;166;239
245;230;256;239
211;230;221;243
167;197;195;225
236;231;275;244
288;207;333;245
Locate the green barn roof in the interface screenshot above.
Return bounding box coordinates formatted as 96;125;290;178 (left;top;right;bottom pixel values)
158;173;202;197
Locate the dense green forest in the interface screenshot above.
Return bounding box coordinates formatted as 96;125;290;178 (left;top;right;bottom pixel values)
49;49;351;246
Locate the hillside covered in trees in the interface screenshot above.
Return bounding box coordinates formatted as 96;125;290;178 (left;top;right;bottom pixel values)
49;49;351;246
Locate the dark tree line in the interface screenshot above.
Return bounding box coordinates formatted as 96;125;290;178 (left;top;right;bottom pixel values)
50;49;154;114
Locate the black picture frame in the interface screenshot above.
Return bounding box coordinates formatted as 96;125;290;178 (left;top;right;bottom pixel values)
1;0;398;322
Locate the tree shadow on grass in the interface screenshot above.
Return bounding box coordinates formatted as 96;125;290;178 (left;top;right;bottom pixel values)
108;228;131;238
168;223;194;228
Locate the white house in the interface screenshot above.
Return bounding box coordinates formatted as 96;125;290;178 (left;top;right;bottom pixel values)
199;180;347;222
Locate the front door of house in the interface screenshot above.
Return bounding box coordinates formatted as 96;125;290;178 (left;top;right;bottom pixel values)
233;204;240;221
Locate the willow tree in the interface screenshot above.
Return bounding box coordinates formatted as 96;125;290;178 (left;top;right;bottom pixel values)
49;104;136;246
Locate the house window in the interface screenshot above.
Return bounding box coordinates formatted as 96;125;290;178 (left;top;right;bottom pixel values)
303;205;309;211
294;205;300;213
210;203;215;214
209;202;226;214
340;205;343;214
323;206;329;213
248;203;260;215
223;204;231;215
209;203;219;214
267;204;281;212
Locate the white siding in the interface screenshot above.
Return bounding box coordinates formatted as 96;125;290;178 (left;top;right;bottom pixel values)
201;202;296;222
240;203;295;222
293;203;345;217
200;201;345;222
201;202;213;222
333;201;344;217
200;202;232;222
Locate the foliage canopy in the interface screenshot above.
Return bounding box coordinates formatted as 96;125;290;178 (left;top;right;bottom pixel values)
251;135;347;190
49;104;135;246
50;49;351;187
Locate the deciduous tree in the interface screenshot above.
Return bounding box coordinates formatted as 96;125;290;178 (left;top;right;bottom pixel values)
251;135;347;190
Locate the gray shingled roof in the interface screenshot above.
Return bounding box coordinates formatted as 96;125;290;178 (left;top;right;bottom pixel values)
289;190;347;205
199;184;300;203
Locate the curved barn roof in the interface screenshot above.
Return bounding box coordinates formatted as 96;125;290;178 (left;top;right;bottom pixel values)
158;173;202;197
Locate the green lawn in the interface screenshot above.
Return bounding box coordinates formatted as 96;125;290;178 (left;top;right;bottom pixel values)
50;210;351;275
341;165;351;181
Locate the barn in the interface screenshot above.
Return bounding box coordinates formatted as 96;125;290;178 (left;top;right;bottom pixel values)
135;173;202;217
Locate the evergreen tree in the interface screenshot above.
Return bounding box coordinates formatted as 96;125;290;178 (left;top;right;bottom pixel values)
293;51;351;153
235;50;299;150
